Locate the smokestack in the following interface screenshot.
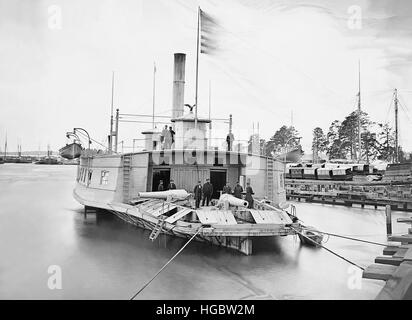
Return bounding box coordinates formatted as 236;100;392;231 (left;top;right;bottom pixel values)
172;53;186;118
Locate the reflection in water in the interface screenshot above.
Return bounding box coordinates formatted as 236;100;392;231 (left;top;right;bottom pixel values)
1;164;409;299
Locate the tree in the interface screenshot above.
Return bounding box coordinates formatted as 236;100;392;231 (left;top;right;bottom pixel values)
361;131;379;163
338;110;371;160
264;126;301;156
377;123;395;162
312;127;327;161
326;120;345;159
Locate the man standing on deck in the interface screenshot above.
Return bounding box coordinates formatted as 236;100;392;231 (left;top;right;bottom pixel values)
202;178;213;207
164;126;172;149
161;125;168;150
168;179;176;190
245;182;254;209
222;182;232;195
226;132;234;151
169;126;176;148
157;180;164;191
233;181;243;199
194;181;203;209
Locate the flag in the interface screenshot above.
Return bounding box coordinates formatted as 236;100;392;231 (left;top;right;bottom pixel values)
199;9;220;55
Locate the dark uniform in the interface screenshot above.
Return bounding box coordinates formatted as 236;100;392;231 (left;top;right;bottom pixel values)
168;181;177;190
194;183;202;209
202;181;213;206
245;184;254;209
222;185;232;195
233;183;243;199
158;181;164;191
226;132;234;151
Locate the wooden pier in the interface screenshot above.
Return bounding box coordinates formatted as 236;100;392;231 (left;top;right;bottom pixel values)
286;178;412;212
363;215;412;299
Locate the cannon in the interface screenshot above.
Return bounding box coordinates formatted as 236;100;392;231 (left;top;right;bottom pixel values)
137;189;189;200
218;194;249;208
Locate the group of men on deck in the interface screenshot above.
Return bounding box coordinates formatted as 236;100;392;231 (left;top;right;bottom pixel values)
157;179;176;191
160;125;176;150
193;180;254;209
156;178;255;209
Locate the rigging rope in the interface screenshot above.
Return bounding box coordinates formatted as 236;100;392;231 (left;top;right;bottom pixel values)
303;228;388;247
290;226;365;270
130;227;203;300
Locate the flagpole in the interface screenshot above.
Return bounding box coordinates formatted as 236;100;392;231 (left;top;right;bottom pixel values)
194;6;200;129
109;71;115;153
152;62;156;130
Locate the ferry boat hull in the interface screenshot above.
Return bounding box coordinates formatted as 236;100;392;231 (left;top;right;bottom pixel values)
73;151;297;255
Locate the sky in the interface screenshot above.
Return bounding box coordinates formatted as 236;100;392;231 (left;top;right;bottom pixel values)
1;0;412;153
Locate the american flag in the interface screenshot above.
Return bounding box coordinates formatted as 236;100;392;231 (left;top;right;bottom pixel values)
199;9;220;55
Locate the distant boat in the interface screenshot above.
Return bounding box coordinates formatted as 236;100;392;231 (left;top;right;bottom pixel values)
35;147;62;165
59;142;83;160
35;157;62;165
275;147;303;163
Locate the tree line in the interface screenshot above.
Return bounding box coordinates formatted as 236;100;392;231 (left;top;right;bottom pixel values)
312;110;405;163
247;110;405;163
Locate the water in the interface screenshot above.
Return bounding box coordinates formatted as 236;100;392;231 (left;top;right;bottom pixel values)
0;164;410;300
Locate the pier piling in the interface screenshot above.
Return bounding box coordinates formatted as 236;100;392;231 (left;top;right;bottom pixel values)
386;205;392;237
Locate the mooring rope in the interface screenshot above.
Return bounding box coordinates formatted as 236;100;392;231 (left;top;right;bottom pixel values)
130;227;203;300
303;228;388;247
290;226;365;271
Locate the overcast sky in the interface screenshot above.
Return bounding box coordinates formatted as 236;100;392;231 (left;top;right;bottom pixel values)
1;0;412;153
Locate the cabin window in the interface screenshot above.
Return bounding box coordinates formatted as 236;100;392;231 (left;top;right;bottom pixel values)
87;170;93;186
100;170;109;185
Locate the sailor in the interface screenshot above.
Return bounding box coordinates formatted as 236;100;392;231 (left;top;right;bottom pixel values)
222;182;232;195
202;178;213;207
193;180;203;209
245;182;254;209
168;179;177;190
169;126;176;148
226;132;234;151
233;181;243;199
158;180;164;191
161;125;168;150
164;126;172;149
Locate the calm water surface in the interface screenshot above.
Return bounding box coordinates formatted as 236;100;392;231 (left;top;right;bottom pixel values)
0;164;410;299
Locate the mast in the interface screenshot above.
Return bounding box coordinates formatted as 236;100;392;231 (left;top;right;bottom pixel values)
109;71;115;153
394;88;399;163
114;109;119;153
4;133;7;160
152;62;156;130
357;60;362;162
194;6;200;129
208;80;211;148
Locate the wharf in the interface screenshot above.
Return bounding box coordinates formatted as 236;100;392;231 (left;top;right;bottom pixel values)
286;178;412;212
363;217;412;299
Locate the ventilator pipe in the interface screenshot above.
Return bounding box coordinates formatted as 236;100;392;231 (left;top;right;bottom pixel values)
218;194;249;208
138;190;189;200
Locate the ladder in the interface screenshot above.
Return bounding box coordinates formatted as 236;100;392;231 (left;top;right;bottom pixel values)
149;217;166;241
123;155;132;202
266;158;274;202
